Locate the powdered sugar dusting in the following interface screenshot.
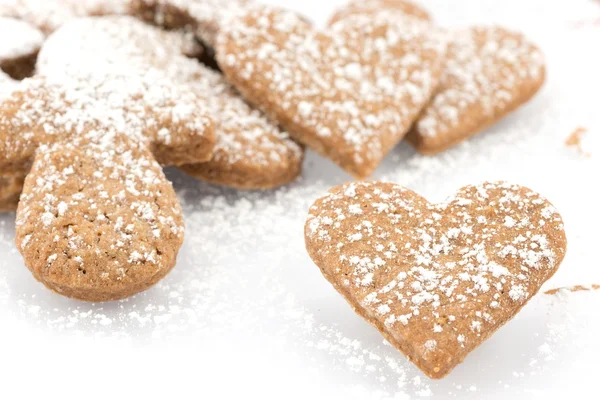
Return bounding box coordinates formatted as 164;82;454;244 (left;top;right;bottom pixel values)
412;26;545;151
37;16;302;188
0;17;43;61
306;181;566;375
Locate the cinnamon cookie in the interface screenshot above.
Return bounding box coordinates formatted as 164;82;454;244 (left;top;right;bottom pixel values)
407;26;546;154
0;72;215;301
0;17;43;79
305;181;566;378
329;0;431;25
38;16;303;189
216;5;446;177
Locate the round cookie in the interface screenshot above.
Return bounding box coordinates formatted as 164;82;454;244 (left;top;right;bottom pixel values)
305;181;567;378
329;0;431;25
216;5;446;178
0;17;43;79
38;16;304;190
0;72;215;301
406;26;546;154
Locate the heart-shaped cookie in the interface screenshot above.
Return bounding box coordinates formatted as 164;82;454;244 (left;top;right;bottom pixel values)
217;5;446;178
305;181;566;378
406;26;545;154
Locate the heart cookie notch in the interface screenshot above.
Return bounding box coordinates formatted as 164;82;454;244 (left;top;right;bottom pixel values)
305;181;566;378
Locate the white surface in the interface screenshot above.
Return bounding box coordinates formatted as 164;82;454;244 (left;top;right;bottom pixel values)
1;0;600;398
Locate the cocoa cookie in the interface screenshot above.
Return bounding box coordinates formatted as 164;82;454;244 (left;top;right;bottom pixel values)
38;16;303;189
0;72;215;301
329;0;431;25
0;17;43;79
407;26;546;154
0;0;125;34
305;181;567;378
128;0;250;53
216;5;446;178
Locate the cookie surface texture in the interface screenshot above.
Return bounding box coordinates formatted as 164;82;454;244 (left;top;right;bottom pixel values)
0;73;215;301
407;26;546;154
217;5;446;178
38;16;303;189
305;181;566;378
329;0;431;25
0;17;43;79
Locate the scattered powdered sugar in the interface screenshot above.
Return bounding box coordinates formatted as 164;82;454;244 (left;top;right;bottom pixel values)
0;0;599;398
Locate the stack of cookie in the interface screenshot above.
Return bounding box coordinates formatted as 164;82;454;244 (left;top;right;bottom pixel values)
0;0;546;303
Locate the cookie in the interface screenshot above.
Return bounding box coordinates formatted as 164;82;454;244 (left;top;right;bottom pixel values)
0;72;215;301
0;17;43;79
38;16;303;189
128;0;250;53
329;0;431;25
305;181;566;378
0;174;24;211
406;26;546;154
0;0;125;34
216;5;446;178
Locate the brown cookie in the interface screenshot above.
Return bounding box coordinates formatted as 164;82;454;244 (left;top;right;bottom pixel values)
0;174;24;211
0;0;125;34
0;72;215;301
305;181;566;378
406;26;546;154
329;0;431;25
0;69;17;94
37;16;303;189
128;0;251;52
0;17;43;79
216;5;446;178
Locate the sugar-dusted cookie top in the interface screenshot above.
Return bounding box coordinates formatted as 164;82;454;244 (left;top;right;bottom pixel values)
305;181;566;378
407;26;546;154
0;0;125;34
217;5;446;177
329;0;431;25
38;16;303;189
129;0;251;51
0;72;215;301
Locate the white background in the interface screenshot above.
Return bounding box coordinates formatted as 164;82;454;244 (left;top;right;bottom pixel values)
1;0;599;398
